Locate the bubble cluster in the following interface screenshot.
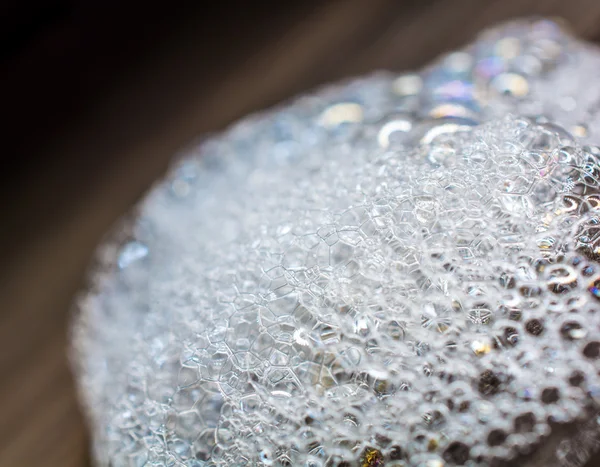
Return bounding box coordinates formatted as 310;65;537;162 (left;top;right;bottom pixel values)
73;19;600;467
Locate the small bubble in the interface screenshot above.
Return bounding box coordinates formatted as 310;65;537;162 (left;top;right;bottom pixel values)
377;115;413;148
444;51;473;72
418;118;478;145
582;264;596;276
478;370;501;396
360;447;384;467
170;179;191;197
487;429;507;447
388;445;405;460
533;38;563;63
572;123;590;138
514;412;536;433
319;102;364;128
560;321;587;341
431;79;474;102
541;387;560;404
490;73;529;98
117;241;149;269
495;37;521;59
513;54;543;76
583;341;600;359
588;278;600;299
525;319;544;336
428;437;440;451
568;370;585;387
374;433;392;447
442;441;470;465
546;264;578;293
458;401;470;413
471;339;492;355
373;379;390;396
393;74;423;96
259;448;273;466
475;55;505;79
503;327;519;346
467;305;493;326
386;320;406;340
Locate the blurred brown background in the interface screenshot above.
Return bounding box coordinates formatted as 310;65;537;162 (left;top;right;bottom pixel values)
3;1;600;466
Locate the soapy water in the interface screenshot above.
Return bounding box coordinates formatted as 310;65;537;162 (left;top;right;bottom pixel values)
73;19;600;467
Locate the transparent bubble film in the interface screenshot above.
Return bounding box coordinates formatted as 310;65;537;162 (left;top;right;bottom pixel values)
72;19;600;467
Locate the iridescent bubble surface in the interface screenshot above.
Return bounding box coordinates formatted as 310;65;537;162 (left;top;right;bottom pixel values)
73;18;600;467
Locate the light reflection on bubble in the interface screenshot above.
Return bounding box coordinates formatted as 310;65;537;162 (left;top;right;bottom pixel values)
490;72;529;98
318;102;364;127
495;36;521;59
392;74;423;96
427;103;478;119
417;117;479;145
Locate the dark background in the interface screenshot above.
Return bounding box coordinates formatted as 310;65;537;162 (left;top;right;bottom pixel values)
3;2;600;466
